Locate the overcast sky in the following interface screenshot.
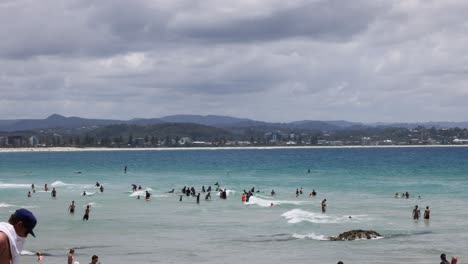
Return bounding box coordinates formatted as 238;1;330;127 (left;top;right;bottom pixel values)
1;0;468;122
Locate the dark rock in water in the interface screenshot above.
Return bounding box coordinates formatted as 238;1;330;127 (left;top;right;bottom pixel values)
329;230;382;241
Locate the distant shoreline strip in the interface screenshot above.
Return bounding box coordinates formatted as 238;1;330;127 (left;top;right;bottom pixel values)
1;145;468;153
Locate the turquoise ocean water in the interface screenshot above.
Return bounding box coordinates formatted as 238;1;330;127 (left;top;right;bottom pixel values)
1;147;467;263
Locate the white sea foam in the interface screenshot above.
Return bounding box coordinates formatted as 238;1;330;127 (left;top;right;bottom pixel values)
245;196;308;207
215;189;235;196
129;188;153;197
293;233;329;241
281;209;370;224
0;202;14;208
51;180;71;187
0;182;30;189
20;250;35;255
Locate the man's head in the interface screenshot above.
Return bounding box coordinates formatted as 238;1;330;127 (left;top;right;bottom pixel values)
8;208;37;237
441;253;447;260
91;255;99;264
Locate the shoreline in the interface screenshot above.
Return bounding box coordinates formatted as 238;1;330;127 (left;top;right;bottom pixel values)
1;144;468;153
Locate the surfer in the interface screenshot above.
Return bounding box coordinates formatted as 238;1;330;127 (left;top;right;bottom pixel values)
28;191;31;198
197;193;200;204
132;184;137;192
424;206;430;220
51;188;57;198
95;182;100;187
145;191;151;201
31;183;35;192
179;195;183;202
44;184;48;192
271;190;276;196
307;169;311;173
68;201;75;214
207;186;212;192
296;188;299;197
124;165;127;173
202;186;205;193
300;187;303;195
205;192;211;200
82;191;87;196
83;205;90;221
412;205;420;220
138;185;142;190
99;185;104;193
321;199;327;213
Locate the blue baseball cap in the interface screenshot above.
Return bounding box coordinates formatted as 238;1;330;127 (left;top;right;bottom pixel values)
14;208;37;237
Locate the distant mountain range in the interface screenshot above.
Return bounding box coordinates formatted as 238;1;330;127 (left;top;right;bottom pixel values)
0;114;467;132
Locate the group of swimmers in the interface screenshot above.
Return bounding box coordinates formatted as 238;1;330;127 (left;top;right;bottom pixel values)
27;184;58;198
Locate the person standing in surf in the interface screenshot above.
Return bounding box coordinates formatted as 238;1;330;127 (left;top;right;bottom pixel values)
68;201;75;214
321;199;327;213
51;188;57;198
413;205;420;220
68;249;75;264
424;206;430;220
83;205;90;221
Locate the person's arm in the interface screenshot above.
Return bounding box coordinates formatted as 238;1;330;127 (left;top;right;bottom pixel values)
0;232;12;264
68;254;72;264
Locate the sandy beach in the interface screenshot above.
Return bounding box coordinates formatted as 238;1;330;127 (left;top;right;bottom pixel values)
1;144;468;153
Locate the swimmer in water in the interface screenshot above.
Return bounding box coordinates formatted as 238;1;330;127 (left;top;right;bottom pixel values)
83;205;90;221
412;205;420;220
51;188;57;198
68;201;75;214
67;249;75;264
36;252;43;263
145;191;151;201
424;206;430;220
99;185;104;193
28;191;31;198
82;191;87;196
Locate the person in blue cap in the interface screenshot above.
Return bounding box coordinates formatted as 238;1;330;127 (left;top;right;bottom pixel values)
0;208;37;264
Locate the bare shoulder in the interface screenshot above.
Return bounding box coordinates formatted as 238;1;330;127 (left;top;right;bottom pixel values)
0;231;11;260
0;231;8;243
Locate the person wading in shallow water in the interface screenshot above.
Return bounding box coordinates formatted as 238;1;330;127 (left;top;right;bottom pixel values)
321;199;327;213
413;205;421;220
83;205;90;221
424;206;430;220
